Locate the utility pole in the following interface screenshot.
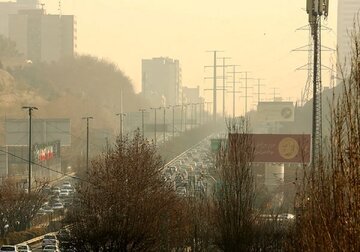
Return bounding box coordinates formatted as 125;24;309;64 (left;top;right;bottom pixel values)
82;116;93;173
307;0;329;164
205;50;224;121
116;113;126;139
22;106;38;193
218;57;231;117
254;78;266;104
227;65;242;118
270;87;281;101
239;72;254;115
139;109;146;137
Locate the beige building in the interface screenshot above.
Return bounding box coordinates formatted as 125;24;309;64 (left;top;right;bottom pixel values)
182;86;204;104
8;8;76;62
142;57;182;106
0;0;38;38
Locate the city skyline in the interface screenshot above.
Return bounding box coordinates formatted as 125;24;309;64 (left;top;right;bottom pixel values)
31;0;338;104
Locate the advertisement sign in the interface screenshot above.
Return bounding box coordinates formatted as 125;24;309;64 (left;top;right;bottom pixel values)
33;140;60;162
256;102;295;122
229;134;311;163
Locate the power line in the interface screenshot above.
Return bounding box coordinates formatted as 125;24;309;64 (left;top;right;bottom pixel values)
0;149;89;184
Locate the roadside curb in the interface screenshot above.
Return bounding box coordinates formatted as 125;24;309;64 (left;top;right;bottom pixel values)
17;232;56;246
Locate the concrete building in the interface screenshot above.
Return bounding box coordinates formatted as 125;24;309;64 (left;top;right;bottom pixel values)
0;0;38;37
337;0;360;77
8;8;76;62
182;86;204;104
142;57;182;106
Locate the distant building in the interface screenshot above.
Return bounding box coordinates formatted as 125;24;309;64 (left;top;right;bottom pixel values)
0;0;38;37
337;0;360;77
142;57;182;106
8;8;76;62
182;86;204;104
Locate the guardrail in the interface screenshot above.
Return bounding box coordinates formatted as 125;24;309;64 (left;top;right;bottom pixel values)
16;231;56;247
165;134;212;166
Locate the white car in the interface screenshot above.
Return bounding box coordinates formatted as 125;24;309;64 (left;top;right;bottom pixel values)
0;245;18;252
16;244;31;252
62;181;72;187
52;202;64;210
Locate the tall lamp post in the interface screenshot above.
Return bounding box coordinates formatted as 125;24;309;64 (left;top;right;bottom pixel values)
150;107;160;146
163;106;166;143
169;105;180;139
180;104;184;132
22;106;38;193
184;104;188;131
139;109;146;137
116;113;126;139
82;116;93;173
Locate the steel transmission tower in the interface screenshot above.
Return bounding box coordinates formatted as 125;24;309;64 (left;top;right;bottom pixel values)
306;0;329;164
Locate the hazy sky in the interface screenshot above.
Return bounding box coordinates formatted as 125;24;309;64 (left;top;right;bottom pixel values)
41;0;337;109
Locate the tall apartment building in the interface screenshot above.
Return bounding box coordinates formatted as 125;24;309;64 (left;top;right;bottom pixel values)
142;57;182;106
0;0;38;37
337;0;360;76
8;8;76;62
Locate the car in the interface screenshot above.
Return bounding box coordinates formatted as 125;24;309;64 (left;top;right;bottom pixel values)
59;190;69;199
0;245;18;252
278;213;296;221
42;234;58;248
52;202;64;210
63;198;73;208
62;181;72;187
42;245;59;252
58;228;71;240
16;244;31;252
39;205;54;214
176;186;187;196
51;187;61;195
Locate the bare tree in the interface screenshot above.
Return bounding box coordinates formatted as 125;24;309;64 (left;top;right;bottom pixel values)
66;130;187;251
0;179;46;237
291;20;360;251
211;117;256;251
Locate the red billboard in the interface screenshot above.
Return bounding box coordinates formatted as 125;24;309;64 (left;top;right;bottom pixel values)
229;134;311;163
33;141;60;162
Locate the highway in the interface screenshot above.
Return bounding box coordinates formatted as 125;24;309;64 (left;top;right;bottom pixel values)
21;134;218;251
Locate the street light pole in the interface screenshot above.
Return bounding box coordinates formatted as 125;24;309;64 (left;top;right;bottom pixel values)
150;108;159;146
184;104;188;131
82;116;93;173
190;104;194;130
139;109;146;137
22;106;38;193
180;104;184;132
171;106;175;139
116;113;126;139
163;107;166;143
